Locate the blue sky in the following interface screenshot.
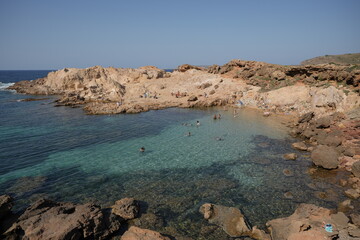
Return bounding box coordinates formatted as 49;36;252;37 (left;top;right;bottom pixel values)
0;0;359;69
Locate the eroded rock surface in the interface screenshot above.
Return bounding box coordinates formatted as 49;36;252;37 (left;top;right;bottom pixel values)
199;203;270;239
4;198;121;240
267;204;360;240
111;197;139;220
7;60;360;116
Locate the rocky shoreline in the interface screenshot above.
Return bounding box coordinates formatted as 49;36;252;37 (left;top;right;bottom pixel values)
3;59;360;239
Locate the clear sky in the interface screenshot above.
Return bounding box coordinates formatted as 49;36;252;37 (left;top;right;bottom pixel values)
0;0;359;70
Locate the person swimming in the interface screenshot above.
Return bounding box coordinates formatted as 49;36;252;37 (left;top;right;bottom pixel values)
139;147;145;152
186;132;191;136
213;114;217;120
196;120;200;126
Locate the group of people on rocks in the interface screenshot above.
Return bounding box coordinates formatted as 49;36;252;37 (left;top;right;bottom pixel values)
171;91;188;98
140;91;158;99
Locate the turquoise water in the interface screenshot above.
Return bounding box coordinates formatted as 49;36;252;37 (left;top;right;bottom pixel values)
0;71;347;239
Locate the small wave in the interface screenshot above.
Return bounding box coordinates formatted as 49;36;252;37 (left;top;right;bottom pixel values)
0;82;15;90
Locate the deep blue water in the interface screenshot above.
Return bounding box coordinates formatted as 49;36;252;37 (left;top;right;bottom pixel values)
0;70;347;239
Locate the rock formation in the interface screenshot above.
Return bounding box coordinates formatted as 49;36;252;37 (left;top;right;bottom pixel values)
311;145;340;169
7;59;360;117
3;198;121;240
111;197;139;220
199;203;270;239
266;204;360;240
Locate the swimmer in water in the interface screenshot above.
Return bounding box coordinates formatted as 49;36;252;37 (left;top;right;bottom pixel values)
140;147;145;152
196;120;200;126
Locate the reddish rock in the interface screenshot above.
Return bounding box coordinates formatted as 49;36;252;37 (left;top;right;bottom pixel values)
199;203;250;237
292;142;308;151
267;204;333;240
111;198;139;220
311;145;340;169
120;226;170;240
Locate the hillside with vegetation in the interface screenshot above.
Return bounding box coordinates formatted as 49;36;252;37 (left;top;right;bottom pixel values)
301;53;360;65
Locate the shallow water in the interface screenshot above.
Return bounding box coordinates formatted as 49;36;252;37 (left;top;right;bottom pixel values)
0;71;348;239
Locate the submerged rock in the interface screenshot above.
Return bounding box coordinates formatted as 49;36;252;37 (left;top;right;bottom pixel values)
283;153;297;160
111;197;139;220
4;198;121;240
199;203;250;237
311;145;340;169
283;169;294;177
199;203;270;239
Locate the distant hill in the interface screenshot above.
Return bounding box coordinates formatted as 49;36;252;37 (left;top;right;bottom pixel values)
301;53;360;65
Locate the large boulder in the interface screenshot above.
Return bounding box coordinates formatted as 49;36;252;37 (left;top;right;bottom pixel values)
4;198;121;240
311;145;340;169
111;198;139;220
0;195;13;220
199;203;265;238
120;226;170;240
310;86;344;110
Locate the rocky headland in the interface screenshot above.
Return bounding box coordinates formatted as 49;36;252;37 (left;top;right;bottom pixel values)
5;59;360;239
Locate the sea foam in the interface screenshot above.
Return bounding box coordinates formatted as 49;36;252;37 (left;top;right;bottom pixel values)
0;82;15;90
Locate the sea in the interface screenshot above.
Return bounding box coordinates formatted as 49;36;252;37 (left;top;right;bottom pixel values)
0;70;347;239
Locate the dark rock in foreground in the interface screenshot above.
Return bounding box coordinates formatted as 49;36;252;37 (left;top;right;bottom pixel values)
3;198;121;240
0;195;13;220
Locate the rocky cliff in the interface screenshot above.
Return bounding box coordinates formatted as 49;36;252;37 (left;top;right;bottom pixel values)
8;60;360;117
